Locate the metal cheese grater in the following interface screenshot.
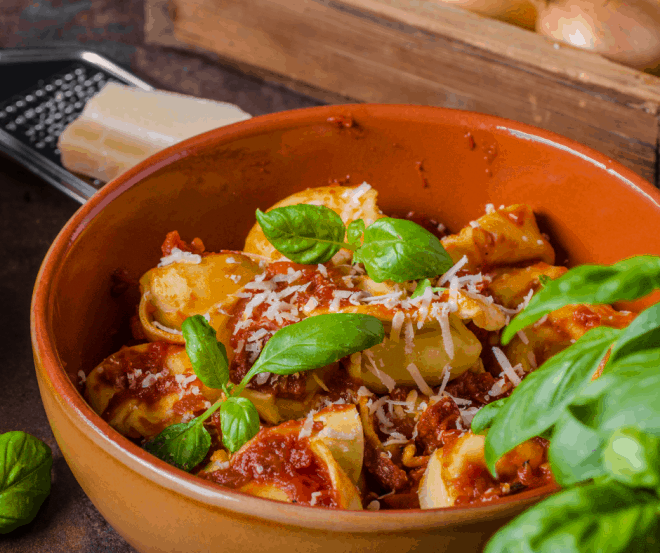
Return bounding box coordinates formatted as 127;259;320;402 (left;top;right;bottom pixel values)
0;48;153;204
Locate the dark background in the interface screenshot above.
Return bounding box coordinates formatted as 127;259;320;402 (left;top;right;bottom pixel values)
0;1;323;551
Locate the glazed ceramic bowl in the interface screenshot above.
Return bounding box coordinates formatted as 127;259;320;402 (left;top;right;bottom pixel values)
31;105;660;553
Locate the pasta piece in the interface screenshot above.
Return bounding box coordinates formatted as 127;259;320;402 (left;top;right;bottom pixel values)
486;262;567;309
85;343;221;439
346;314;481;393
197;414;363;509
138;251;263;345
441;205;555;272
418;432;550;508
504;303;635;374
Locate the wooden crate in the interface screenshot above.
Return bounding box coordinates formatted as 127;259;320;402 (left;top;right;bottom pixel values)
144;0;660;185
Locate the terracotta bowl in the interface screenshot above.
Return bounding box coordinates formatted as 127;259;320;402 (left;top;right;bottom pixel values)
31;105;660;553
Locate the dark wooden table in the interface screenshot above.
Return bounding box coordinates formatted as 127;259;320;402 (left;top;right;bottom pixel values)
0;2;323;551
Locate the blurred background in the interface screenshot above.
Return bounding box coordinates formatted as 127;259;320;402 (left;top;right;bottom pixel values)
1;1;659;551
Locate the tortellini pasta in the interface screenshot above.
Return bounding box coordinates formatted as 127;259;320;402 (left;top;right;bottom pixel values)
83;183;634;511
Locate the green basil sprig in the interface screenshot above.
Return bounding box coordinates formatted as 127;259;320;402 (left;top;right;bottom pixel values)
256;204;453;283
482;325;619;474
603;427;660;489
145;313;384;468
484;480;660;553
144;420;211;471
0;431;52;534
220;397;261;454
479;254;660;553
181;315;230;391
501;255;660;344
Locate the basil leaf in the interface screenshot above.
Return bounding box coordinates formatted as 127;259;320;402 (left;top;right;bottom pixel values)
410;278;446;300
256;205;348;264
470;397;509;435
501;255;660;344
609;302;660;365
347;218;365;248
356;218;454;283
603;427;660;489
484;480;660;553
548;410;608;486
220;397;261;453
484;326;619;474
240;313;385;387
0;432;52;534
571;350;660;438
182;315;229;391
144;420;211;472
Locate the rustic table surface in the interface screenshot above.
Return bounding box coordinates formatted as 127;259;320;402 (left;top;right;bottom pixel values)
0;1;320;551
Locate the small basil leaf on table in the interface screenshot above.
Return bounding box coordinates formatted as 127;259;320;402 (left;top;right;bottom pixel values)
347;218;365;248
144;420;211;472
484;326;619;475
182;315;229;390
603;427;660;489
548;410;609;486
0;431;52;534
501;255;660;344
238;313;385;391
470;397;509;435
484;480;660;553
356;218;453;283
256;205;349;264
220;397;261;453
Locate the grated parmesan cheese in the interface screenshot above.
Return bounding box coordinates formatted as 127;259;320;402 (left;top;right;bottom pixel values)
492;347;522;386
404;319;415;355
383;432;409;446
390;311;405;342
436;305;455;360
527;351;538;369
436;365;452;397
157;247;202;267
405;363;435;396
298;410;316;439
152;320;183;335
364;350;396;392
438;255;468;285
254;372;270;386
357;386;373;398
534;314;549;327
517;330;529;345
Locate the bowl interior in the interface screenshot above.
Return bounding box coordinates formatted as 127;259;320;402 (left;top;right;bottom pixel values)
36;104;660;517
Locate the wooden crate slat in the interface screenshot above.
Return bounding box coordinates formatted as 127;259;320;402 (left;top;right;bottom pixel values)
144;0;660;184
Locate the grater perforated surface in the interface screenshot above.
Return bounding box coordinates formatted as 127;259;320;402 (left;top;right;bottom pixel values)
0;62;120;169
0;49;152;203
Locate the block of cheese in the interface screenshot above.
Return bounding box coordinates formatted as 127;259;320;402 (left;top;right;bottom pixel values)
57;82;252;182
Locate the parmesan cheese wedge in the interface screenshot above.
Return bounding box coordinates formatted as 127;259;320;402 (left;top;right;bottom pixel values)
57;82;251;182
